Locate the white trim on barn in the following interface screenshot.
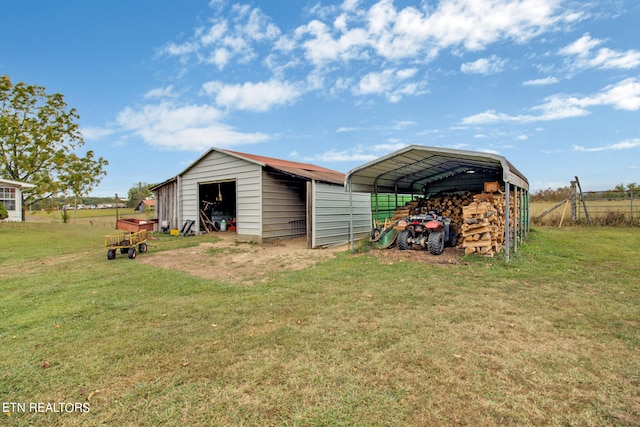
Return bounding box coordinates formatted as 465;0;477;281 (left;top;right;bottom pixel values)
0;178;35;222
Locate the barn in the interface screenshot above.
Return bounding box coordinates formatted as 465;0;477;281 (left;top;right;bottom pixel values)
152;148;371;248
345;145;530;261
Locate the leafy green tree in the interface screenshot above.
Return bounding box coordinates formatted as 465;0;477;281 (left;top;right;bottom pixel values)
127;182;153;208
0;75;108;219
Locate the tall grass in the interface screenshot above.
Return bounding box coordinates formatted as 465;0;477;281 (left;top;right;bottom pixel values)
1;222;639;426
532;200;640;226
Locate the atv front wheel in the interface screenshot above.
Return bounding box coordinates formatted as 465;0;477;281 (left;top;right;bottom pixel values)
427;231;445;255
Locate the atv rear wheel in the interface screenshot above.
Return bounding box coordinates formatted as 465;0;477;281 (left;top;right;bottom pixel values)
397;229;411;250
427;231;445;255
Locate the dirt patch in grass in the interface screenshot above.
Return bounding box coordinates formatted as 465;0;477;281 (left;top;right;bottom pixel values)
138;233;467;284
138;234;344;284
371;245;466;265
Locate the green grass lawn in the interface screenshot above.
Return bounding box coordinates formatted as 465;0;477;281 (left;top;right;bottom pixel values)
1;222;639;426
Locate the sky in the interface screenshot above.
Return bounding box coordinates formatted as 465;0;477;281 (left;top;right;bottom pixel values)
1;0;639;196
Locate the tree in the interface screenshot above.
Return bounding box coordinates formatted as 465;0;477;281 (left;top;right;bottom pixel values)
0;201;7;220
0;75;108;219
127;182;154;208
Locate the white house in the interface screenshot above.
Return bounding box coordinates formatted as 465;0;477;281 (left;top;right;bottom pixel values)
0;178;36;222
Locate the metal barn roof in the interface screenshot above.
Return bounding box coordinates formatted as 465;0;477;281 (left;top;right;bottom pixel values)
345;145;528;195
176;147;345;186
224;149;345;185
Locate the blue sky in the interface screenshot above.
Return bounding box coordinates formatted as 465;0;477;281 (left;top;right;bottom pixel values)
2;0;639;196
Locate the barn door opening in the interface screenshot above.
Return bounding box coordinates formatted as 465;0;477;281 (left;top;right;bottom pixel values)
198;180;236;233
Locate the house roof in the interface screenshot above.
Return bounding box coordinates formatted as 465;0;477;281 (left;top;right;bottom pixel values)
135;199;156;209
345;145;528;195
178;147;346;186
0;178;36;189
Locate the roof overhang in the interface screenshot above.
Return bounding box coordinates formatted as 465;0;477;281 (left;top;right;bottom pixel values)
0;178;36;189
345;145;528;195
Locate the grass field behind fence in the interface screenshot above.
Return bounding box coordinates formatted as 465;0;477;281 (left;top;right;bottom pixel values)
1;221;639;425
531;200;639;226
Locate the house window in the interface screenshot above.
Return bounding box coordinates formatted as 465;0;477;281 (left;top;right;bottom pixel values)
0;187;16;211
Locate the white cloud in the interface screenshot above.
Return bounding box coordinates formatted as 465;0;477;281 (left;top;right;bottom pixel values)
202;79;302;112
461;55;506;75
294;0;571;66
462;77;640;124
82;127;115;140
353;68;424;101
356;70;389;95
308;142;408;163
559;33;640;71
310;148;378;162
144;85;178;99
523;76;559;86
115;102;270;151
572;138;640;152
296;19;370;65
372;142;407;152
390;120;416;130
160;0;577;105
162;4;280;70
341;0;360;12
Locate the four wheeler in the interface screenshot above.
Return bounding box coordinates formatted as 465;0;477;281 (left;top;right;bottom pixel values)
397;211;458;255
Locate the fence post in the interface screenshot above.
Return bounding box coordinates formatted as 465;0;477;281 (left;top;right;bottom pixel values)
570;180;577;222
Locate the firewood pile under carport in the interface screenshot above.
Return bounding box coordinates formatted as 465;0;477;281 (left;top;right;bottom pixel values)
389;186;515;257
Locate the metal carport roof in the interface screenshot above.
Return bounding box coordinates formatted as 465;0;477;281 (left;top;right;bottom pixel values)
345;145;528;195
344;145;530;262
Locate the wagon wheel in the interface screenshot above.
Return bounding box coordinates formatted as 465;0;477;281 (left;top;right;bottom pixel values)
370;227;381;241
138;243;148;253
128;247;137;259
120;248;128;254
107;249;116;260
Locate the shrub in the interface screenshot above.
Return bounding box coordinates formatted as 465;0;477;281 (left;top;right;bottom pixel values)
0;202;7;220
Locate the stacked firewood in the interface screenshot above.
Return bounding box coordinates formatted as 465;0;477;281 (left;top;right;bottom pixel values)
461;193;506;256
392;192;476;227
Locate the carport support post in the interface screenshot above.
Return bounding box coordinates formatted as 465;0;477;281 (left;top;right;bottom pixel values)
513;185;520;254
348;181;354;251
505;182;510;263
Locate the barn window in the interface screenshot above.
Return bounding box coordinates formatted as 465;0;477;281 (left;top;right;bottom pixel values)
0;187;16;211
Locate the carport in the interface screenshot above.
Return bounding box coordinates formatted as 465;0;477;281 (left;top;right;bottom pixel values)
345;145;529;261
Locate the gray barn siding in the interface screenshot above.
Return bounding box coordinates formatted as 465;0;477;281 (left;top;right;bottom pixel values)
262;170;306;240
180;151;262;237
154;179;178;230
312;182;371;248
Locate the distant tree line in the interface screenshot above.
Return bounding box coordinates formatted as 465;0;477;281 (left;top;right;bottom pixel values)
531;182;639;202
